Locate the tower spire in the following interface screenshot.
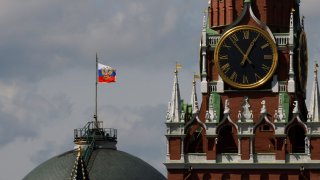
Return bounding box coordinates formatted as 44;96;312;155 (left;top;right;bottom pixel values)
191;74;199;112
166;63;182;122
308;63;320;122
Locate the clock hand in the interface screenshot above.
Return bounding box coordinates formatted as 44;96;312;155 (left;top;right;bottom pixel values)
240;33;260;66
229;38;254;64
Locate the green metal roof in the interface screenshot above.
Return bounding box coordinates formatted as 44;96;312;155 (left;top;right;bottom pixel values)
23;149;166;180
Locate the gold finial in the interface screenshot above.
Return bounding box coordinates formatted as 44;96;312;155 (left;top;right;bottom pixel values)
175;62;182;72
77;146;82;157
193;73;200;80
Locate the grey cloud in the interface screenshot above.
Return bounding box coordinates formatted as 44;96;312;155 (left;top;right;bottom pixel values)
0;82;72;147
0;0;207;83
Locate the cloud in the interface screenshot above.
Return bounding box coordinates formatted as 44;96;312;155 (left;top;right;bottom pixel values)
1;0;318;180
0;80;72;147
0;0;206;83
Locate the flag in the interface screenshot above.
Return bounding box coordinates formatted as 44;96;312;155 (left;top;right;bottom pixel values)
98;63;116;83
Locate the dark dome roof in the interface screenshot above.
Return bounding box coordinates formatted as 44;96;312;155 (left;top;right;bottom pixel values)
23;148;166;180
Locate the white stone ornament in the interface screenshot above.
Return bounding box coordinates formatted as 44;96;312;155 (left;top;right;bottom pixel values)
260;100;267;114
224;99;230;114
293;100;299;114
241;96;252;121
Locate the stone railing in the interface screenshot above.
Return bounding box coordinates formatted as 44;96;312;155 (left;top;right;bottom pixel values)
207;33;289;47
216;153;241;163
254;153;276;163
286;153;311;163
185;153;207;163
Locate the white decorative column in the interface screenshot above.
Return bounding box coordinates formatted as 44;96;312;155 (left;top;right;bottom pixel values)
216;75;224;93
238;138;241;155
201;12;208;93
288;10;295;92
180;138;184;160
250;137;253;159
166;138;170;160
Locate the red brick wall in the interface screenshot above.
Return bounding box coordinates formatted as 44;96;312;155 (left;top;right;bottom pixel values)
275;137;285;160
311;138;320;160
310;171;320;180
221;93;278;124
249;174;260;180
167;170;320;180
241;137;250;160
169;138;181;160
254;127;275;153
167;170;184;180
207;138;216;160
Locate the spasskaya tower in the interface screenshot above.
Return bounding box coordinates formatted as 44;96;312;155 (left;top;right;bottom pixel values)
165;0;320;179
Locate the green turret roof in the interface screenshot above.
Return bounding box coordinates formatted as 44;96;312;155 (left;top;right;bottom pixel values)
24;149;166;180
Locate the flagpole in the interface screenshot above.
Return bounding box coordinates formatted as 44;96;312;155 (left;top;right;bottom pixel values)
95;53;98;128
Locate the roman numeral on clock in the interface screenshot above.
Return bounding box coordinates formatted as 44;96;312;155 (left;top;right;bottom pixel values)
242;75;249;84
219;55;228;60
222;42;231;50
261;43;270;49
264;55;273;60
255;73;262;82
243;30;250;40
230;34;239;42
261;64;271;73
220;63;231;73
230;72;238;82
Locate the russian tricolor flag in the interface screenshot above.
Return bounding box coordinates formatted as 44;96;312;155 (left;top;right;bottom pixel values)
98;63;116;83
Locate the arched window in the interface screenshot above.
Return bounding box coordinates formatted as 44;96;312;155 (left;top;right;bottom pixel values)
217;125;238;153
186;130;204;153
288;125;305;153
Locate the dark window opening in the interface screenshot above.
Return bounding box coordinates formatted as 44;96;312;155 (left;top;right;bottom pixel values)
241;174;249;180
217;125;238;153
288;125;306;153
187;131;204;153
222;174;230;180
260;124;272;131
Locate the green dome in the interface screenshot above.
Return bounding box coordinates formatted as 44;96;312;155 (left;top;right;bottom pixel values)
23;148;165;180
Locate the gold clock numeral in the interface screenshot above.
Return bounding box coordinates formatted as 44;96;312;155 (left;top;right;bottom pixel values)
222;42;231;50
242;75;249;84
261;43;270;50
219;55;228;60
264;55;273;60
230;72;238;82
220;63;231;73
261;64;271;73
255;73;262;82
230;34;239;42
243;30;250;40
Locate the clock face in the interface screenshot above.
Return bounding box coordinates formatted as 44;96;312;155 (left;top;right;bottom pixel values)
298;32;308;93
214;25;278;89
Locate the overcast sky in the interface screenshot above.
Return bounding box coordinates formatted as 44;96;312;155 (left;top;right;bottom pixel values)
0;1;319;179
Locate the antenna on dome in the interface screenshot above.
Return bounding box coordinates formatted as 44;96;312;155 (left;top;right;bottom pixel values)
94;52;99;128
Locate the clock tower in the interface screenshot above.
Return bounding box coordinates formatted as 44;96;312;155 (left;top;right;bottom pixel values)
165;0;320;180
